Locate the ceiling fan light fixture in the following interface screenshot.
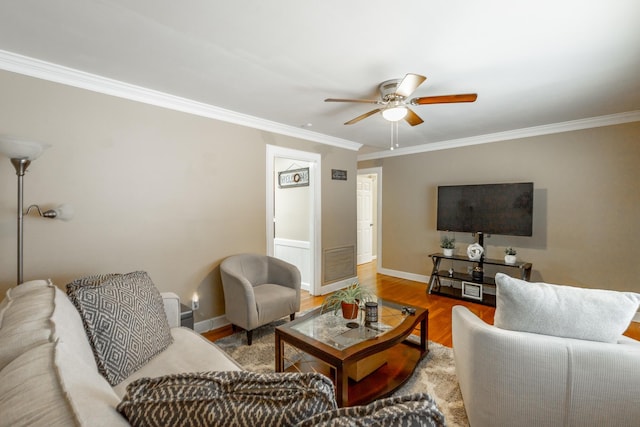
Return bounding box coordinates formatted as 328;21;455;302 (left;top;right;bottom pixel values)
382;105;408;122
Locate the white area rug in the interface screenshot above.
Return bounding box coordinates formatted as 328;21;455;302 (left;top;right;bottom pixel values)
215;320;468;426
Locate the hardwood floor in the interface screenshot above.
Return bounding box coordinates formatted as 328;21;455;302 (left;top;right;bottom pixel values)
203;261;640;345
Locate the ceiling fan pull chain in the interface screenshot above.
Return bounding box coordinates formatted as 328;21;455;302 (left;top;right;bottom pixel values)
395;121;399;149
389;121;400;150
390;122;394;150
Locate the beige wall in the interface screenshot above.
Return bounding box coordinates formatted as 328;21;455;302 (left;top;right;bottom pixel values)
0;70;357;322
359;121;640;292
321;151;358;286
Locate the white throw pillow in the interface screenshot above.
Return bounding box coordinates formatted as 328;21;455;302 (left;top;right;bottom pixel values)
494;273;639;343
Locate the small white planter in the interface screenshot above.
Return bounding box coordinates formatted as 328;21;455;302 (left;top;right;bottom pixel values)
443;248;454;257
504;254;517;264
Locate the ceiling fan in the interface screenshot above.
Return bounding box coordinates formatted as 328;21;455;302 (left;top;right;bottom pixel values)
325;73;477;126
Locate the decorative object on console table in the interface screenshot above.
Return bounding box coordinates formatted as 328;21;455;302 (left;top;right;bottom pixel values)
461;281;483;301
472;266;484;282
466;243;484;261
440;236;455;257
504;247;517;264
427;253;532;307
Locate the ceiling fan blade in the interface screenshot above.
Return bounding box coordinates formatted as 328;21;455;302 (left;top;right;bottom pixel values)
404;108;424;126
395;74;427;98
325;98;380;104
344;108;382;125
411;93;478;105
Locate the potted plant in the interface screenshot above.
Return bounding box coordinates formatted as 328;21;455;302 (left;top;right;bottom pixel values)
440;236;455;257
504;247;517;264
321;282;375;319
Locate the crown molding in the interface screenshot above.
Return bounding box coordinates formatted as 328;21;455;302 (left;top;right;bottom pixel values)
2;49;636;159
0;49;362;152
358;110;640;161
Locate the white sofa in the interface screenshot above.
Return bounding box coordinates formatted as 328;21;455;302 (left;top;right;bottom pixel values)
1;278;447;427
452;305;640;427
0;279;241;426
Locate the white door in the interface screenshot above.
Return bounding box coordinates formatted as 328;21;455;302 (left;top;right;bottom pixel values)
357;175;373;265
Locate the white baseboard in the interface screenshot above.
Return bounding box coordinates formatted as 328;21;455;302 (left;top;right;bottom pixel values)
194;314;230;334
377;267;429;284
634;312;640;323
193;304;319;334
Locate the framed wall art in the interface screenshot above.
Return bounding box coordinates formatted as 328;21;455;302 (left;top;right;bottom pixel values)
331;169;347;180
278;167;309;188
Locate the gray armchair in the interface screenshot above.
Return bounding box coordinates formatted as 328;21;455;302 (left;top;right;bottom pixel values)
220;254;301;345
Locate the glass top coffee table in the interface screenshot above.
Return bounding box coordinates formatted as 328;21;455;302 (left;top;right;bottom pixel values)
275;299;428;407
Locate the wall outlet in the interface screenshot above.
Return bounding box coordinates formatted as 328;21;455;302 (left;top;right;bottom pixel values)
192;299;199;311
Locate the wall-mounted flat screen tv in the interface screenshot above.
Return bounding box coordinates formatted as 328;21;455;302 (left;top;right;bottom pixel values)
437;182;534;236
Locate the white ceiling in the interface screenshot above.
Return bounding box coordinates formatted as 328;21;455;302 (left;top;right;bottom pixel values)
0;0;639;158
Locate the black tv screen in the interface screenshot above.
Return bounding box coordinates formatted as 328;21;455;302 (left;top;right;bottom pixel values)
437;182;533;236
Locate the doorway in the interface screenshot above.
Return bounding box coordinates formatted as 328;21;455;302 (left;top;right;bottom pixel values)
357;175;373;264
357;167;382;270
266;145;322;295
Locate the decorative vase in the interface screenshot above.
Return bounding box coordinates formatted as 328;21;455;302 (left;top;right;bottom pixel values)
364;302;378;325
504;255;517;265
443;248;454;257
341;301;359;319
472;266;484;281
467;243;484;261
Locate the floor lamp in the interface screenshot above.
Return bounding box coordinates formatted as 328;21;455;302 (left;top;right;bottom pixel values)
0;136;73;285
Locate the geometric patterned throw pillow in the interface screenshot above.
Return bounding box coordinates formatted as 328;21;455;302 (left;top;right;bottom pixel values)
66;271;174;386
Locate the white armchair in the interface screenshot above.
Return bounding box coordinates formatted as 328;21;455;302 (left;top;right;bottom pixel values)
452;305;640;427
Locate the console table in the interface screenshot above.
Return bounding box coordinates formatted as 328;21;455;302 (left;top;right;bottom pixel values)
427;253;532;306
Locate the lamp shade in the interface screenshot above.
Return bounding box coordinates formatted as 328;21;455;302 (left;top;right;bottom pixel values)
381;106;408;122
43;204;75;221
0;135;51;160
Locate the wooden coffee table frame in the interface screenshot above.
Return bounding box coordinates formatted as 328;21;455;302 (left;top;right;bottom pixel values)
275;301;428;407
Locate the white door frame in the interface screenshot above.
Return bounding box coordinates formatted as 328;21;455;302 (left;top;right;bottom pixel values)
266;145;322;295
357;167;382;271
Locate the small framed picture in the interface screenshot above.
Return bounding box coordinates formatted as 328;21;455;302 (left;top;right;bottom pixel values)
331;169;347;180
461;281;483;301
278;168;309;188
